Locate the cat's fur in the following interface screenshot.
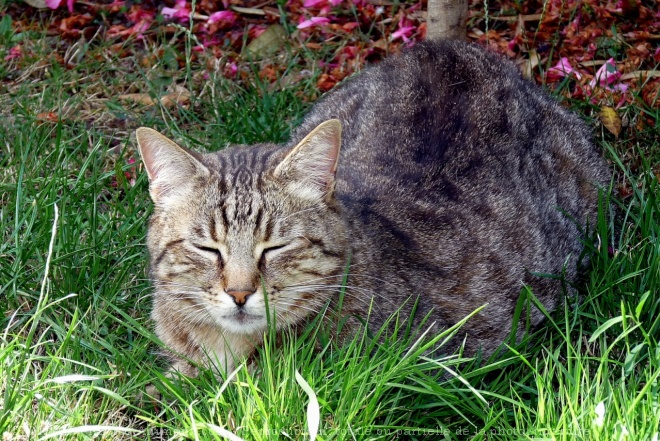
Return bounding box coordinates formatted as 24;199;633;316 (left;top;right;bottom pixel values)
136;40;610;377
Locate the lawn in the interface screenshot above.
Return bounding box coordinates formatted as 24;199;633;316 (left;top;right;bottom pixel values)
1;1;659;440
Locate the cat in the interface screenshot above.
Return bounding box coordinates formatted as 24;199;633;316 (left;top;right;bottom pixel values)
136;39;610;378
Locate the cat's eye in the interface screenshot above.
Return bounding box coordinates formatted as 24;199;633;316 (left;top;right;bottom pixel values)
259;244;287;265
193;244;222;259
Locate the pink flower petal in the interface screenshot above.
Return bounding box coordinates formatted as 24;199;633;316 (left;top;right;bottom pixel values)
45;0;62;9
208;10;237;24
161;7;178;18
329;0;342;5
161;0;190;20
391;26;416;42
303;0;325;7
589;58;621;88
66;0;74;12
547;57;582;80
4;45;22;61
610;83;628;93
297;17;330;29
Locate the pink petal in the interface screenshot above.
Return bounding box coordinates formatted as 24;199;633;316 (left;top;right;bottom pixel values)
4;45;22;61
66;0;74;12
589;58;621;88
391;26;416;41
303;0;325;7
172;7;191;19
45;0;62;9
161;0;190;20
610;83;628;93
547;57;582;80
329;0;342;5
297;17;330;29
161;7;178;18
208;10;237;24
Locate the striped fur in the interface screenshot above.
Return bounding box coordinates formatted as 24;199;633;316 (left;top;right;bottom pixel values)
136;40;610;377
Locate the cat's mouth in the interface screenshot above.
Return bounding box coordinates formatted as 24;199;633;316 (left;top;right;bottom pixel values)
219;309;267;333
232;310;258;321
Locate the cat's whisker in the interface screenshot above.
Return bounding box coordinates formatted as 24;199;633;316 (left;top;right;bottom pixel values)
282;285;398;306
285;273;401;289
279;207;322;223
272;301;325;316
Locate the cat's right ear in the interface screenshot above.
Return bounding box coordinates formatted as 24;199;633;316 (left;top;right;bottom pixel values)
274;119;342;202
135;128;209;205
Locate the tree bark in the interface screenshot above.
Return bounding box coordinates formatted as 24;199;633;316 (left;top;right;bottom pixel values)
426;0;468;40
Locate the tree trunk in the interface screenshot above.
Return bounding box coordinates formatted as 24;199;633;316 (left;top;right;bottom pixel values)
426;0;468;40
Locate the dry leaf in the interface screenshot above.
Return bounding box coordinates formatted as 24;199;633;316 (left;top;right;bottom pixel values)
36;112;59;122
600;106;622;137
118;93;156;106
118;87;191;108
244;24;286;59
23;0;48;8
522;49;539;80
231;6;265;15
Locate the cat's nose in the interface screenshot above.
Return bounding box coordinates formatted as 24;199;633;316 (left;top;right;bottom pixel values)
226;290;254;306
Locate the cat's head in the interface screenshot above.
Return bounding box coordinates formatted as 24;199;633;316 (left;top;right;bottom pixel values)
136;120;348;336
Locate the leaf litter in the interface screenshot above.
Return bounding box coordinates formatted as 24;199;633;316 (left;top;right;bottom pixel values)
1;0;658;192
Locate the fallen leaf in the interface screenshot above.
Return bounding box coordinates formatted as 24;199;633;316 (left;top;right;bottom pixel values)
23;0;48;8
244;24;286;59
36;112;60;122
118;87;191;108
600;106;622;137
230;6;265;16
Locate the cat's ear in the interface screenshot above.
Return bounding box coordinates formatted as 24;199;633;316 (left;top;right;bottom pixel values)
274;119;342;202
135;128;209;205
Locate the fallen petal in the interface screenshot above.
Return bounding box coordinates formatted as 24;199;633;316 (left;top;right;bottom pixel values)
208;10;237;24
297;17;330;29
391;26;416;41
547;57;582;80
161;6;178;18
303;0;325;7
610;83;629;93
4;45;22;61
590;58;621;88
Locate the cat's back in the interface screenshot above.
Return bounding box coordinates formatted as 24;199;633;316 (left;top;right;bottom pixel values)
295;40;605;204
292;40;609;350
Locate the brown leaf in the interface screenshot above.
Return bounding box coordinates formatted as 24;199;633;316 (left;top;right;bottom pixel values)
230;6;265;16
118;88;191;108
36;112;59;122
23;0;47;8
245;24;286;58
600;106;622;137
244;24;286;59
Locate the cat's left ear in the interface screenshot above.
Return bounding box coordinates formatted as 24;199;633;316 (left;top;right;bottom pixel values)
274;119;342;202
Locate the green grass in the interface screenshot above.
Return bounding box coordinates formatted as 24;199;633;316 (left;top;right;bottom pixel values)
1;16;659;441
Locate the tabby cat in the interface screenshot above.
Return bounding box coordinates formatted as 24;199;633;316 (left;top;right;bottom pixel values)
136;40;610;378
